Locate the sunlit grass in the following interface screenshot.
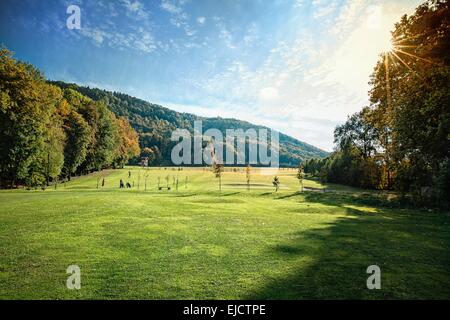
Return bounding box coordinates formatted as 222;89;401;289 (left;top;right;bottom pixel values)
0;167;449;299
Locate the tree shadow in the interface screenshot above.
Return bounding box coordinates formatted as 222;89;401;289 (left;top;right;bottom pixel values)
276;192;302;200
173;193;198;198
222;192;241;197
245;193;450;299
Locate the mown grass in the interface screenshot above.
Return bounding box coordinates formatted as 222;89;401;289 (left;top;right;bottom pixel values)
0;167;449;299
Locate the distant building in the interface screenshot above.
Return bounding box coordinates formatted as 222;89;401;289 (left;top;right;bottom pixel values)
140;157;149;167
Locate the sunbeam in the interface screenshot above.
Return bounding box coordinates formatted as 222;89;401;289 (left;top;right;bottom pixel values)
394;48;440;65
391;50;415;73
381;38;394;53
384;52;392;110
390;50;431;89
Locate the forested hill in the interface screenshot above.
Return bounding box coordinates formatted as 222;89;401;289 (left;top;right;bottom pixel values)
51;81;329;167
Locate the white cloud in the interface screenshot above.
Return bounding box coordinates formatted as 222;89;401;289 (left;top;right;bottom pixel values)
329;0;364;36
160;0;198;37
120;0;149;19
80;28;106;45
165;1;422;151
313;0;339;19
243;22;258;45
293;0;305;8
134;29;157;53
215;18;236;49
197;16;206;24
123;0;141;12
80;25;158;53
259;87;279;102
160;0;183;14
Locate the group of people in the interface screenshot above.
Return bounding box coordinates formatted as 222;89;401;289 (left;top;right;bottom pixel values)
119;179;132;189
119;171;132;189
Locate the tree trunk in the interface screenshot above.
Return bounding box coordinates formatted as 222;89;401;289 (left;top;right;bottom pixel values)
46;152;50;186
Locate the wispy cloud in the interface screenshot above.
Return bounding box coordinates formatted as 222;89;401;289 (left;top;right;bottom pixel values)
293;0;305;8
160;0;183;14
214;17;236;49
120;0;149;19
313;0;339;19
160;0;422;150
243;22;258;46
80;25;157;53
160;0;197;37
329;0;365;36
80;28;106;45
197;16;206;25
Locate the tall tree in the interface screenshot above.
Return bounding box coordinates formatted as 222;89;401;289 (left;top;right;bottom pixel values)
296;163;305;192
309;0;450;206
61;107;90;180
114;117;140;168
334;107;377;159
272;176;280;192
0;49;63;187
245;164;251;191
93;102;120;171
369;0;450;201
211;161;224;192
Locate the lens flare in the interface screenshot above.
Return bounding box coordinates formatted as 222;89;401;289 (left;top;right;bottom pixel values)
380;38;394;53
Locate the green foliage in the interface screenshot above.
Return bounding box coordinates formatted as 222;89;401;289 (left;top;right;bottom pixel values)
211;161;224;191
334;107;377;159
306;1;450;208
0;49;62;187
0;49;140;188
91;102;120;171
114;117;141;168
62;107;90;178
42;118;66;182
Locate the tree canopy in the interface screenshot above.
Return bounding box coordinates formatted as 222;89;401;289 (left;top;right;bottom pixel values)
0;49;140;188
305;0;450;208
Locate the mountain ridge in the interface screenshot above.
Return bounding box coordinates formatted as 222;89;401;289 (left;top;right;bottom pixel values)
51;81;329;167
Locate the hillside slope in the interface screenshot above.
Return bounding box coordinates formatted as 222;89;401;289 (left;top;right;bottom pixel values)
51;81;328;166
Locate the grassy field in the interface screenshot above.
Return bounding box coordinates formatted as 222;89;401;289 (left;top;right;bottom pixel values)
0;166;449;299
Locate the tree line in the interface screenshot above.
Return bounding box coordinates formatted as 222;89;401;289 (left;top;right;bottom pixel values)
305;0;450;208
0;49;140;189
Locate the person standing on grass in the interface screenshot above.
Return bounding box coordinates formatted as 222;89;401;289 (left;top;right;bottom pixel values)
128;171;131;179
120;179;124;189
273;176;280;192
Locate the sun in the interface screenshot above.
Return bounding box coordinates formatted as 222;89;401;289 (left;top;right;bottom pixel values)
380;37;394;53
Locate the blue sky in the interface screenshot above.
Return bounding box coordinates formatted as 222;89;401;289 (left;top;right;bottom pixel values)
0;0;421;151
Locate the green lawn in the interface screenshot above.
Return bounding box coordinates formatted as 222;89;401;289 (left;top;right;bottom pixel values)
0;167;449;299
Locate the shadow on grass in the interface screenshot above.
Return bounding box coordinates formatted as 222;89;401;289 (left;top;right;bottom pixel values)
173;193;198;198
245;192;450;299
222;192;241;196
276;192;302;200
225;183;272;187
274;190;408;210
